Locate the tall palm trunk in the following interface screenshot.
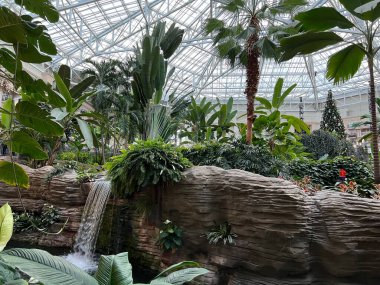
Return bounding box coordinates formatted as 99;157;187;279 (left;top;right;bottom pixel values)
368;56;380;183
245;16;260;144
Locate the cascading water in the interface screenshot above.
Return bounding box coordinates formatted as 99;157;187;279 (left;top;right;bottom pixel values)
65;180;111;271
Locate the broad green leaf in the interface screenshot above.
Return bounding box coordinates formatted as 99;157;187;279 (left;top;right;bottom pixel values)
156;268;209;285
7;131;48;160
58;65;71;89
326;44;366;84
295;7;355;31
1;98;13;129
54;73;73;112
15;43;52;64
15;0;59;23
0;260;25;284
0;203;13;252
15;101;64;137
339;0;380;22
255;37;279;60
0;7;27;44
278;83;297;108
204;18;225;34
95;252;133;285
46;87;67;108
70;76;96;99
272;78;284;108
51;108;69;121
155;261;201;279
256;97;272;110
0;48;22;74
280;31;343;62
0;161;29;189
1;248;98;285
38;32;57;55
76;118;94;149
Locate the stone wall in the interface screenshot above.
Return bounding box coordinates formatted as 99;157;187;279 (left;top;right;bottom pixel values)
121;166;380;285
0;163;89;248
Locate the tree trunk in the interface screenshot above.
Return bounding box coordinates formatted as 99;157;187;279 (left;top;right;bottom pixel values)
368;56;380;183
46;138;62;166
101;132;106;165
245;16;260;144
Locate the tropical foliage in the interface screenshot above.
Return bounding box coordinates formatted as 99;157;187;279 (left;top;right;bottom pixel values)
182;141;282;177
157;220;183;252
300;130;354;160
204;0;306;144
106;140;191;197
254;78;310;158
205;221;237;246
181;97;237;143
280;0;380;182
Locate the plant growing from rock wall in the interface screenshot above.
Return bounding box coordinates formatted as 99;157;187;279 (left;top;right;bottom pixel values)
0;203;209;284
204;221;237;246
320;90;346;138
106;140;191;197
157;220;183;252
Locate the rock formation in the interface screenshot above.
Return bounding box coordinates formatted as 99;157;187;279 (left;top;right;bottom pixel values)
122;166;380;285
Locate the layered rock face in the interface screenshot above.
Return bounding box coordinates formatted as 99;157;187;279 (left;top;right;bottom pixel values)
0;163;89;248
124;166;380;285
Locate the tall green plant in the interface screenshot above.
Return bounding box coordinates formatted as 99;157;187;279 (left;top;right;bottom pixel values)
204;0;306;144
320;90;346;138
254;78;309;157
280;0;380;182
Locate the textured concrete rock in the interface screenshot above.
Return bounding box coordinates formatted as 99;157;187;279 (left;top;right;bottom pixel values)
123;166;380;285
0;161;88;248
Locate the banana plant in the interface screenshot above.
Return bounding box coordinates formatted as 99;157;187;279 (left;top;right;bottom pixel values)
254;78;309;158
131;21;187;141
0;203;208;285
47;65;96;165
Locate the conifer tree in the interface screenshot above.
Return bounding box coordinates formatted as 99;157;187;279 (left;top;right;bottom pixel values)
320;90;346;138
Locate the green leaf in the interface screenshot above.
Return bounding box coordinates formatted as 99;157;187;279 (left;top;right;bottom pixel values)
38;32;57;55
1;248;98;285
280;31;343;62
0;161;29;189
339;0;380;22
0;203;13;252
0;48;22;74
155;261;201;279
76;118;94;149
70;76;96;99
15;0;59;23
58;65;71;89
204;18;225;34
272;78;284;108
15;43;52;64
1;98;13;129
278;83;297;108
15;101;64;137
255;37;278;60
155;268;209;285
95;252;133;285
326;44;366;84
221;0;245;12
46;87;67;108
54;72;73;112
7;131;48;160
0;7;27;44
256;97;272;110
295;7;355;31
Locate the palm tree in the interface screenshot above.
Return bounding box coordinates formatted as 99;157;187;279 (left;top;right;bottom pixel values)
204;0;306;144
279;1;380;183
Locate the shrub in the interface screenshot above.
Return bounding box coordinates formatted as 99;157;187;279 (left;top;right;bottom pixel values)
300;130;355;159
58;151;92;164
287;156;374;193
157;220;183;252
58;151;76;161
204;221;237;246
106;140;191;197
182;141;282;177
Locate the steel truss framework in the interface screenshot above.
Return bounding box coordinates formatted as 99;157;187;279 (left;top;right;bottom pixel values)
3;0;380;106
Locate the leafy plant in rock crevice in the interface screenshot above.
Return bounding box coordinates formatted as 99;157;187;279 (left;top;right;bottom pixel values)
106;140;191;197
205;221;237;246
157;220;183;252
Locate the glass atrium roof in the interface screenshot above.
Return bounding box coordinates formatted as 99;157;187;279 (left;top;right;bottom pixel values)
4;0;380;105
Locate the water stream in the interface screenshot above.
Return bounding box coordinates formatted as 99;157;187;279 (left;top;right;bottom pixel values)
65;180;111;271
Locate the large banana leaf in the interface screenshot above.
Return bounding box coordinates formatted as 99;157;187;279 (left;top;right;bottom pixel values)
0;161;29;189
153;268;209;285
95;252;133;285
0;204;13;252
339;0;380;22
0;248;98;285
7;131;48;160
0;7;27;44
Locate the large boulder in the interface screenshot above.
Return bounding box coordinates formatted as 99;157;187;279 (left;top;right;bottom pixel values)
124;166;380;285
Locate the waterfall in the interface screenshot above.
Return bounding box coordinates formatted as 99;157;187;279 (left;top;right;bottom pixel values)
65;180;111;271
